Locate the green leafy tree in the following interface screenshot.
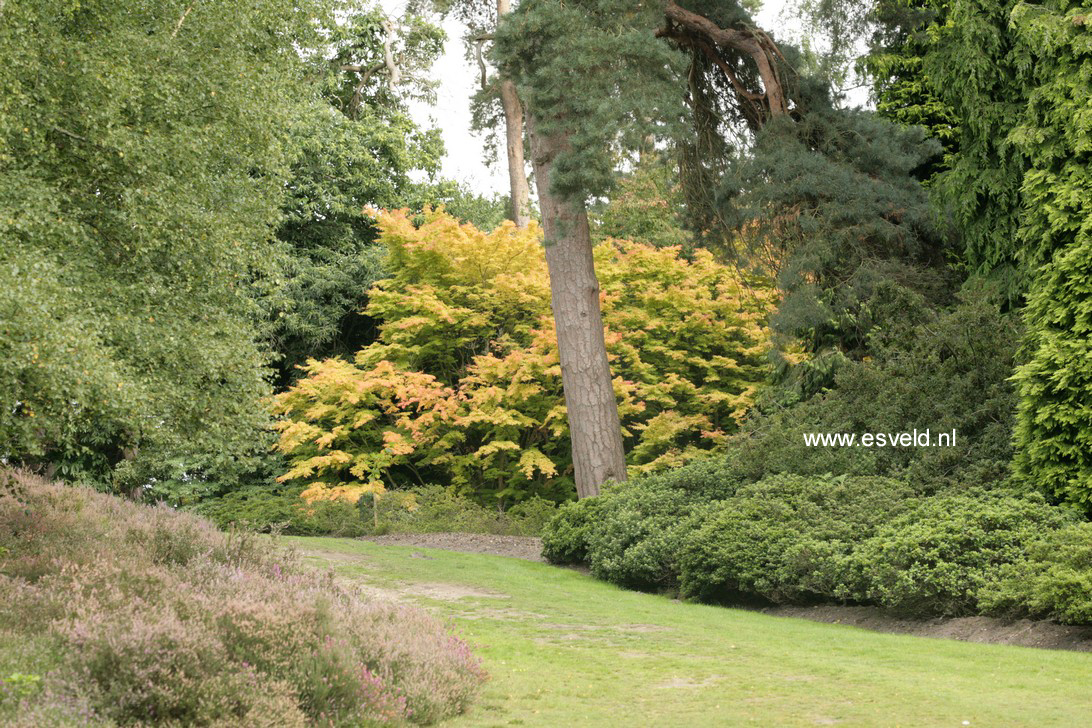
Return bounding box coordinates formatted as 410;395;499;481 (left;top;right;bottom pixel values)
731;286;1022;492
433;0;533;226
859;0;958;183
426;181;512;231
268;5;448;386
591;153;692;250
0;0;333;489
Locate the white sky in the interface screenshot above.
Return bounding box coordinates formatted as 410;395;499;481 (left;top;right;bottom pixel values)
390;1;825;197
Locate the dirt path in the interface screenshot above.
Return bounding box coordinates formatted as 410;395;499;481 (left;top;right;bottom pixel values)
361;532;546;562
760;605;1092;652
358;531;1092;652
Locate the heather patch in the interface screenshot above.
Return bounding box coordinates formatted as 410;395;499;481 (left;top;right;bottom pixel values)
0;469;486;726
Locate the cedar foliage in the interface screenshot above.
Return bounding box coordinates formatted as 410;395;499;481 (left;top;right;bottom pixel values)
925;0;1029;295
726;108;955;388
850;0;1092;510
1010;1;1092;512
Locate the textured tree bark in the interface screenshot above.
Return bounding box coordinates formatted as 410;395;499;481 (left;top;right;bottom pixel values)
497;0;531;227
527;114;628;498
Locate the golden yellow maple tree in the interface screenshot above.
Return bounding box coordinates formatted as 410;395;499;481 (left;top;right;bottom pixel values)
275;208;776;506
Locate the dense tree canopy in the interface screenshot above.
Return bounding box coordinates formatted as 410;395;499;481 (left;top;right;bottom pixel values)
267;7;448;386
0;0;335;487
860;0;958;182
2;0;1089;520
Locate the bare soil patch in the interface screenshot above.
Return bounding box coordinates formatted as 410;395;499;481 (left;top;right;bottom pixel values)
406;582;508;600
655;675;722;689
760;605;1092;652
538;622;670;634
321;572;504;605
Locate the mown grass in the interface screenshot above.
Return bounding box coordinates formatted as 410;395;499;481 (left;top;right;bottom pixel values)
291;536;1092;728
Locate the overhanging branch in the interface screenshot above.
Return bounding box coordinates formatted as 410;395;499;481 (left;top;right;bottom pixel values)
658;1;789;122
473;37;488;89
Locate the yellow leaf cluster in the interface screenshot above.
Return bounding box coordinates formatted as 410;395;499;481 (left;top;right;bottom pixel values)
276;209;777;505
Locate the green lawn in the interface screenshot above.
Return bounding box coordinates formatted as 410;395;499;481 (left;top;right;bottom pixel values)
289;537;1092;727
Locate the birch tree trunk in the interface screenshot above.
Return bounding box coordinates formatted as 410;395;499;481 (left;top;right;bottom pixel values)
527;114;627;498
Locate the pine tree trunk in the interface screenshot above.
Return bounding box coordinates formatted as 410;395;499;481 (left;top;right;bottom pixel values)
497;0;530;227
527;114;627;498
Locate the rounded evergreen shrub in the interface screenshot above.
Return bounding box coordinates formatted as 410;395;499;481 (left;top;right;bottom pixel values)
678;474;913;604
979;522;1092;625
841;492;1074;616
584;482;714;591
540;456;740;574
540;496;607;565
630;456;744;501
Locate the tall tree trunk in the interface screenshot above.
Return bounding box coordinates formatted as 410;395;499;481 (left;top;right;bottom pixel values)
497;0;530;227
527;114;628;498
500;79;531;226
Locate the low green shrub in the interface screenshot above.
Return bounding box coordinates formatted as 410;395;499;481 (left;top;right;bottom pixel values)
628;456;745;501
540;496;607;565
0;672;41;703
979;522;1092;624
539;456;742;572
194;483;556;538
191;485;368;537
677;475;913;604
584;483;714;591
540;456;744;570
541;454;1090;623
502;496;560;536
376;485;556;537
840;492;1074;617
